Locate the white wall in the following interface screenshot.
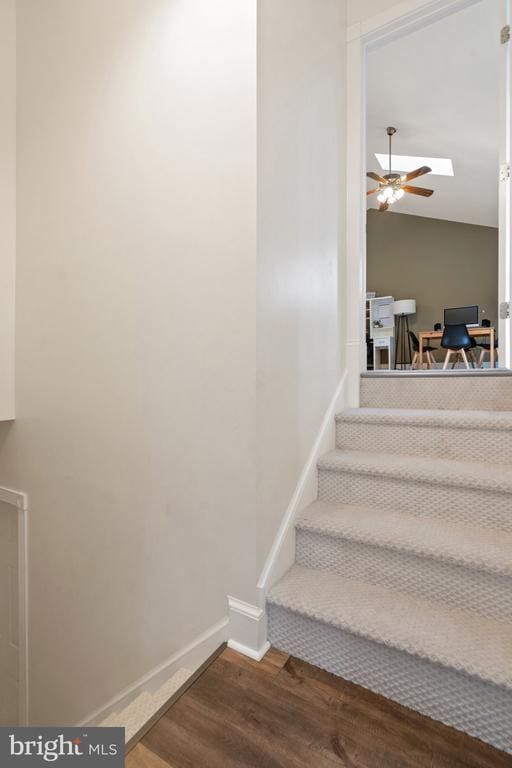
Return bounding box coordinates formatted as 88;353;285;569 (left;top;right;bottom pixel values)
0;0;257;725
347;0;390;24
0;0;347;725
0;0;16;420
256;0;345;570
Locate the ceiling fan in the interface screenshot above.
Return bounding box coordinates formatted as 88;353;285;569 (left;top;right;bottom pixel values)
367;127;434;211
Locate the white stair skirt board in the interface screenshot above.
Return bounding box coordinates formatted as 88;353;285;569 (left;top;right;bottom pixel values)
257;372;348;604
267;376;512;754
227;596;270;662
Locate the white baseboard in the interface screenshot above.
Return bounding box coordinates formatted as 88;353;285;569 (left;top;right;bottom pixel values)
256;372;348;602
227;639;271;662
79;616;229;727
227;596;269;661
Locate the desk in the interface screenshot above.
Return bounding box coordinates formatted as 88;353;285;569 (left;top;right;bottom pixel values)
418;327;496;369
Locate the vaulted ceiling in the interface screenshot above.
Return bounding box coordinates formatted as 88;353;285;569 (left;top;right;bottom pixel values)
366;0;501;228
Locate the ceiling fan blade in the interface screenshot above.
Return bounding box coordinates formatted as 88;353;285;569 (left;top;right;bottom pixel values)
403;185;434;197
367;187;380;196
378;202;389;212
367;171;388;184
403;166;431;182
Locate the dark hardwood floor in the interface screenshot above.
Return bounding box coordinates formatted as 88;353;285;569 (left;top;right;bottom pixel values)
126;647;512;768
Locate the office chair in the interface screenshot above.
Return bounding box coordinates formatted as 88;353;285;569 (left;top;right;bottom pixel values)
435;321;476;366
440;324;474;369
477;318;498;367
408;331;437;369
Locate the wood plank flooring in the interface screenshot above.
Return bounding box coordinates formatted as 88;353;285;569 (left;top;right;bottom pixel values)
126;647;512;768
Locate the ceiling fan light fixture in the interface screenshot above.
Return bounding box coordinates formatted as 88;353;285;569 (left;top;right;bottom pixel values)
367;127;434;210
379;187;394;201
378;185;402;205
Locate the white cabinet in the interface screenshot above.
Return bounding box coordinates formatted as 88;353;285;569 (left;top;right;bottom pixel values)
373;336;394;370
369;296;395;370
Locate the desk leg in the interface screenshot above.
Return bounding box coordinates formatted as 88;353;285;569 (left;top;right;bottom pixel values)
490;328;495;368
418;334;424;369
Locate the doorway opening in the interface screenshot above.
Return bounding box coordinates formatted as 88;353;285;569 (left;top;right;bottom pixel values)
365;0;502;373
344;0;512;396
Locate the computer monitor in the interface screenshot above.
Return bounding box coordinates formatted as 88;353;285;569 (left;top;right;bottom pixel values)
444;305;479;327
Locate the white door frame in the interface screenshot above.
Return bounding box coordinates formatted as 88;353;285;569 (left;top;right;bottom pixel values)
499;0;512;368
344;0;508;407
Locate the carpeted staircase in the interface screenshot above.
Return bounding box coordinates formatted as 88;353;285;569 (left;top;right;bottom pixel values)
99;668;191;745
267;375;512;754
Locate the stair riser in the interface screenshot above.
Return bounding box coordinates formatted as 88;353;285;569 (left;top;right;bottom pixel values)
318;468;512;531
361;376;512;411
267;604;512;754
336;422;512;465
296;529;512;622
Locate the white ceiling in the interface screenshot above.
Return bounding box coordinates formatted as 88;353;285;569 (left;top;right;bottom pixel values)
366;0;501;228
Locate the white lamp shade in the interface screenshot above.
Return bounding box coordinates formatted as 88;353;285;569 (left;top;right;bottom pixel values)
393;299;416;316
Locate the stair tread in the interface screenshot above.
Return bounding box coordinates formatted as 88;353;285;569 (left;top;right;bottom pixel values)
268;565;512;690
336;407;512;430
298;501;512;577
318;449;512;492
